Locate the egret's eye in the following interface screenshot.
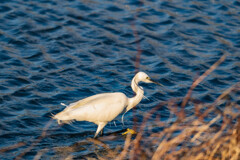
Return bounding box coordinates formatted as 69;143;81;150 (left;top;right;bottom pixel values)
146;77;150;79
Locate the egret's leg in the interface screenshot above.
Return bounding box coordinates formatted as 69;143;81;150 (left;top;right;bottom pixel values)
100;129;104;136
94;122;107;138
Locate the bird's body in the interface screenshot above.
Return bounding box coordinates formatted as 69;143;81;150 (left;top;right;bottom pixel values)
55;92;128;124
53;72;160;138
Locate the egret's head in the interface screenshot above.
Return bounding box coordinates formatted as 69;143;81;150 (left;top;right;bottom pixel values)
136;72;163;86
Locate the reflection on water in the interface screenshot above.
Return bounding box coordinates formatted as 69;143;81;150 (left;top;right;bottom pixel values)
0;0;239;159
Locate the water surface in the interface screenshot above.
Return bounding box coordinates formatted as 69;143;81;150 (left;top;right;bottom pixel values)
0;0;239;159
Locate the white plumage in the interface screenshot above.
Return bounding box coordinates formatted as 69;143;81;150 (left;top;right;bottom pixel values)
53;72;161;138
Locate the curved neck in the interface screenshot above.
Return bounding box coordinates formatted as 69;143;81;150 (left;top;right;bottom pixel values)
126;77;144;112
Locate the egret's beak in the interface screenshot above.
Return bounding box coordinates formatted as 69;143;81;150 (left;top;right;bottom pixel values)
150;79;163;86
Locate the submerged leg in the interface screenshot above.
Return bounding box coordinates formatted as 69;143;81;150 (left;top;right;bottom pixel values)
100;129;104;136
94;122;107;138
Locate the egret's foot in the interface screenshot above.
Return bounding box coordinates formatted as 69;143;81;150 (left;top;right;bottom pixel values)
122;128;137;135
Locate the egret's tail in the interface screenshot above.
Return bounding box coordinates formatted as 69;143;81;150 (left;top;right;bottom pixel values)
52;111;75;124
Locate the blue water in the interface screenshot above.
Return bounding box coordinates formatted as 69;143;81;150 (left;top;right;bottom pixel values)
0;0;239;159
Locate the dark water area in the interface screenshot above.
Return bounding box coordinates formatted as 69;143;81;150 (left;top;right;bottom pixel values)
0;0;239;159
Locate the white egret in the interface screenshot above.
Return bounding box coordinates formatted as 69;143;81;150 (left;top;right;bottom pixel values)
53;72;161;138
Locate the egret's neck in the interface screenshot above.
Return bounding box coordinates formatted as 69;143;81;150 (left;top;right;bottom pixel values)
126;77;144;112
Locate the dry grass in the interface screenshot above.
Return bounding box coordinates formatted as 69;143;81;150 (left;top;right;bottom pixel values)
93;96;239;160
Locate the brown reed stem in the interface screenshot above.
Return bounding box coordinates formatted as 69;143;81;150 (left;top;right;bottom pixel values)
181;55;226;118
15;119;54;160
0;142;26;153
115;134;132;160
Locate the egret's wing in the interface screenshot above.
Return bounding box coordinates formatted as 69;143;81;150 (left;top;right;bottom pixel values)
65;93;108;110
66;92;128;122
